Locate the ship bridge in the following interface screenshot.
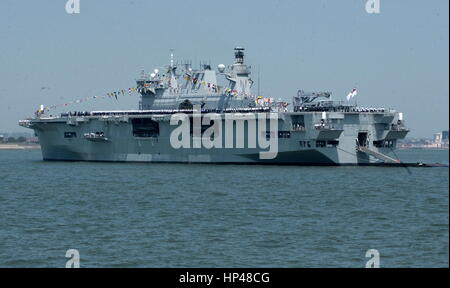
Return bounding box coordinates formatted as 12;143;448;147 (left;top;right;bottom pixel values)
137;47;255;111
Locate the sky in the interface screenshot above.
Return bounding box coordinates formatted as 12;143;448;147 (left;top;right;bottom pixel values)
0;0;448;137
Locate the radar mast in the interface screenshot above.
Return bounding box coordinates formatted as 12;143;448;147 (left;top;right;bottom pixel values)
234;47;245;64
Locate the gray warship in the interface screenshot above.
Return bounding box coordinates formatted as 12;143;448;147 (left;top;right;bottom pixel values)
19;47;409;165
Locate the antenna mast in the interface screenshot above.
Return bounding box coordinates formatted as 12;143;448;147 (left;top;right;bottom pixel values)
257;65;261;96
170;49;174;68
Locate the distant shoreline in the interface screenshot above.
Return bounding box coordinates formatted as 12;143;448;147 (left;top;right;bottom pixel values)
0;144;447;151
399;147;449;151
0;143;449;150
0;144;41;150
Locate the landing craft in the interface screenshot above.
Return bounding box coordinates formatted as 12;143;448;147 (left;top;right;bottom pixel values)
19;47;409;165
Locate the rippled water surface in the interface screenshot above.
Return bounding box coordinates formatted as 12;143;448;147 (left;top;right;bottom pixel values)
0;149;448;267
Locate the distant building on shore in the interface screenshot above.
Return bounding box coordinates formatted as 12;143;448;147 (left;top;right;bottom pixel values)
26;136;39;144
434;133;442;144
442;131;449;142
0;133;39;144
399;130;449;149
432;130;449;148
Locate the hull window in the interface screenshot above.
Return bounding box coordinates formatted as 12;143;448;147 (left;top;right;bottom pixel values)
266;131;291;140
132;118;160;138
357;132;368;147
291;115;305;129
278;131;291;138
327;140;339;147
299;141;311;148
64;132;77;138
373;140;384;148
374;140;395;148
189;117;213;135
316;140;326;148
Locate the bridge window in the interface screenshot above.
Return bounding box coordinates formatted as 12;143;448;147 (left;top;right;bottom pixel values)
132;118;160;138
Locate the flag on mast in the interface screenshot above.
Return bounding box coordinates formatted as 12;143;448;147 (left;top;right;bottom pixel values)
346;88;358;101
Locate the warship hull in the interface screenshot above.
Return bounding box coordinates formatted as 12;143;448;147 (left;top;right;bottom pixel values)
21;110;408;165
19;47;409;164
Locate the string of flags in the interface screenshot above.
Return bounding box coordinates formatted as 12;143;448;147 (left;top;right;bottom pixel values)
39;78;278;114
182;74;261;100
41;87;139;112
255;95;274;105
183;75;226;94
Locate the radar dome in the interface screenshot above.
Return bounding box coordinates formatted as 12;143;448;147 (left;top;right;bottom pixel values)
217;64;225;73
154;69;159;74
150;73;156;78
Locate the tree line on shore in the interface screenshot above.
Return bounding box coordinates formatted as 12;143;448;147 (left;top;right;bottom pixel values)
0;136;33;143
